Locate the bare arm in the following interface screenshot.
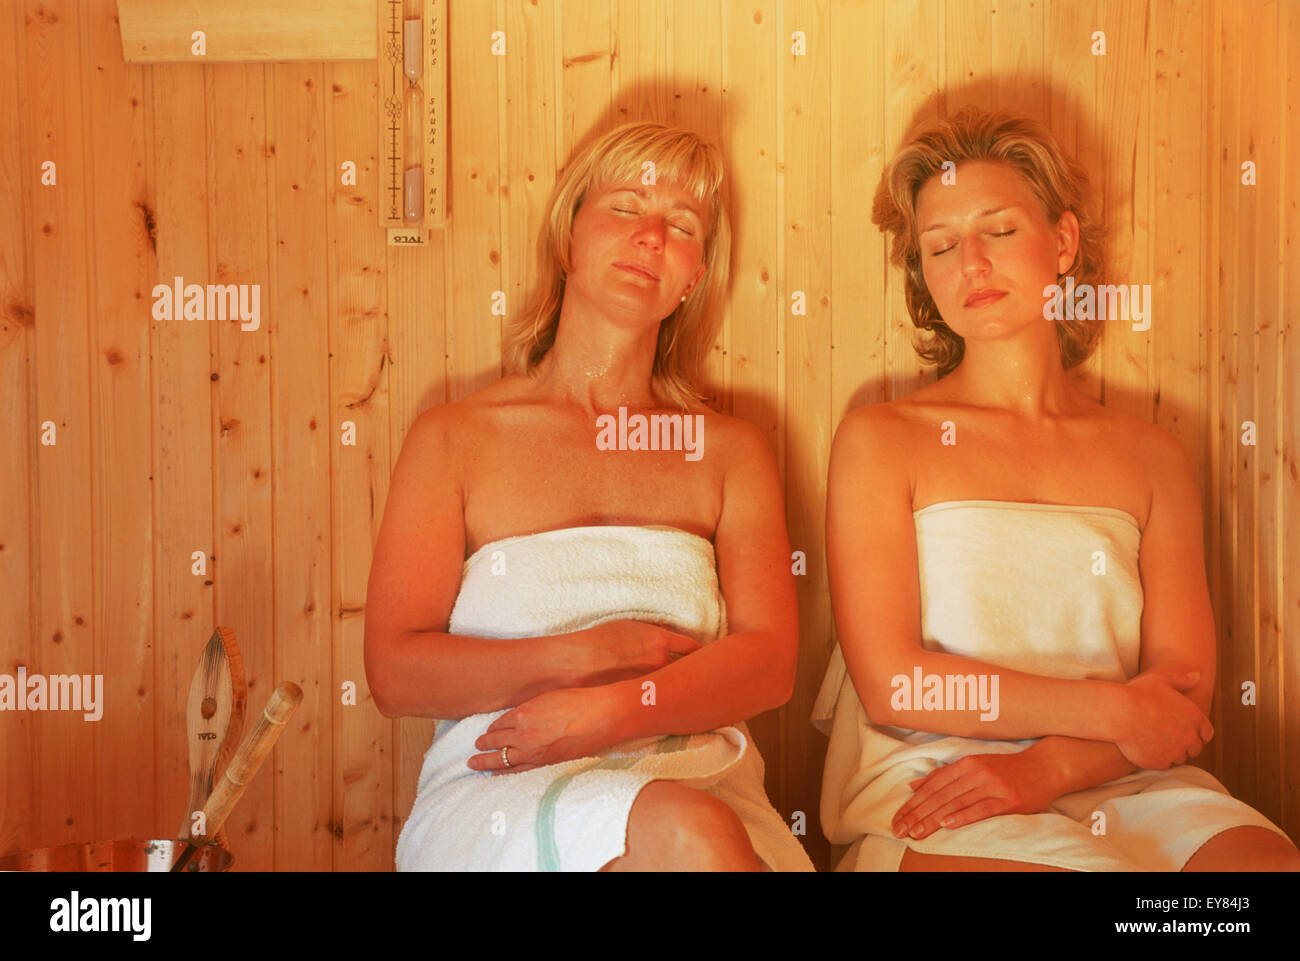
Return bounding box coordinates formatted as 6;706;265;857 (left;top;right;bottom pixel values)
827;406;1133;743
363;408;606;719
604;417;800;740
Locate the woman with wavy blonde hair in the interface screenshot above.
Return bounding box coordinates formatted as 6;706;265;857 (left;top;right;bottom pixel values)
366;120;813;872
813;106;1297;872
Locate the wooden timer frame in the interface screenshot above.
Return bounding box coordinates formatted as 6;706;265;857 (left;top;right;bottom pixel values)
115;0;447;237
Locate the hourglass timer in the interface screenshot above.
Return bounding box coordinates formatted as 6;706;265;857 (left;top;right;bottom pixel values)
402;18;423;223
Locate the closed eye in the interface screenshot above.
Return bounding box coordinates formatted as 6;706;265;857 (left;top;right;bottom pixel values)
614;207;696;236
929;229;1015;257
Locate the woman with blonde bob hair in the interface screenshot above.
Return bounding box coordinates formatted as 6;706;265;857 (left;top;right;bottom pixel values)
504;121;732;410
366;120;814;872
812;106;1298;872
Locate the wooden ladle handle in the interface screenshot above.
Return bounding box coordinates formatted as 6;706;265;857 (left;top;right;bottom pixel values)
191;682;302;842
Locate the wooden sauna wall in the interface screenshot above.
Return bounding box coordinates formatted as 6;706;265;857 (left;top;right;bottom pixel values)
0;0;1295;871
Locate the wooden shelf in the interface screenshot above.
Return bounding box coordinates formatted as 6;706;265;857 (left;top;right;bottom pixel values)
116;0;377;63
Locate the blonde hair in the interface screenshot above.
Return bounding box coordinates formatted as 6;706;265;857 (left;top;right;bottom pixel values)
872;106;1107;377
502;121;731;410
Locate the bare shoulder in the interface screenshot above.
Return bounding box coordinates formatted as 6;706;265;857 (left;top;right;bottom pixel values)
834;399;920;454
406;375;533;442
1092;408;1199;526
1094;408;1194;474
696;407;776;468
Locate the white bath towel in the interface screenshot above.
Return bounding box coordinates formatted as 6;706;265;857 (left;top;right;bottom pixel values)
396;525;814;872
812;500;1291;871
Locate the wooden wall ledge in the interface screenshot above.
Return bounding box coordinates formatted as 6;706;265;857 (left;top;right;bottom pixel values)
116;0;377;63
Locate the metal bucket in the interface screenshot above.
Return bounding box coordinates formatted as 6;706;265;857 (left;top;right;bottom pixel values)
0;838;233;872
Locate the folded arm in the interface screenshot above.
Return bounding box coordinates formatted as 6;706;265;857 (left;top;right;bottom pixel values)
1024;427;1219;795
604;417;800;741
364;407;615;720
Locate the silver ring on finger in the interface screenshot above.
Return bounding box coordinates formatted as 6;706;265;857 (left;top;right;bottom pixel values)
501;746;511;768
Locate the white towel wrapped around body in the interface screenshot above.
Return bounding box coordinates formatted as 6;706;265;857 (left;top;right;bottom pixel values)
396;524;814;872
812;500;1291;872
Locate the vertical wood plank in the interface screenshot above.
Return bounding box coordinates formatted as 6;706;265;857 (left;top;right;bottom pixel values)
0;0;36;857
1280;0;1300;843
84;0;157;844
781;0;832;871
1215;0;1254;803
1046;0;1103;402
1151;1;1206;478
669;0;725;403
721;0;785;849
504;0;557;383
669;0;722;140
883;0;941;402
1095;0;1152;421
1151;0;1213;782
1228;0;1259;808
207;61;275;870
1203;0;1226;780
944;0;992;114
559;0;612;161
329;54;399;871
1246;0;1281;826
446;0;503;401
723;0;779;438
24;0;99;848
148;56;214;857
993;0;1045;119
268;60;334;871
611;0;671;123
824;0;885;872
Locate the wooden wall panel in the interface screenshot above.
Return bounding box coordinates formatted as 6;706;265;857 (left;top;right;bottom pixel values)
781;0;834;870
147;57;213;857
23;0;99;849
207;61;275;870
1096;0;1152;422
1152;0;1211;771
559;0;612;161
946;0;992;117
1151;0;1206;466
1282;0;1300;843
1;0;1294;871
994;0;1046;119
1247;0;1283;831
327;56;392;873
1047;0;1103;404
1205;0;1229;783
722;0;785;847
0;0;36;858
671;0;727;401
268;61;334;872
85;0;156;845
1217;0;1256;811
884;0;940;403
325;55;401;872
445;0;502;402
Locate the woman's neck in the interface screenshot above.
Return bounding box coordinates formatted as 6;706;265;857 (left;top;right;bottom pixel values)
943;334;1081;418
530;307;663;412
